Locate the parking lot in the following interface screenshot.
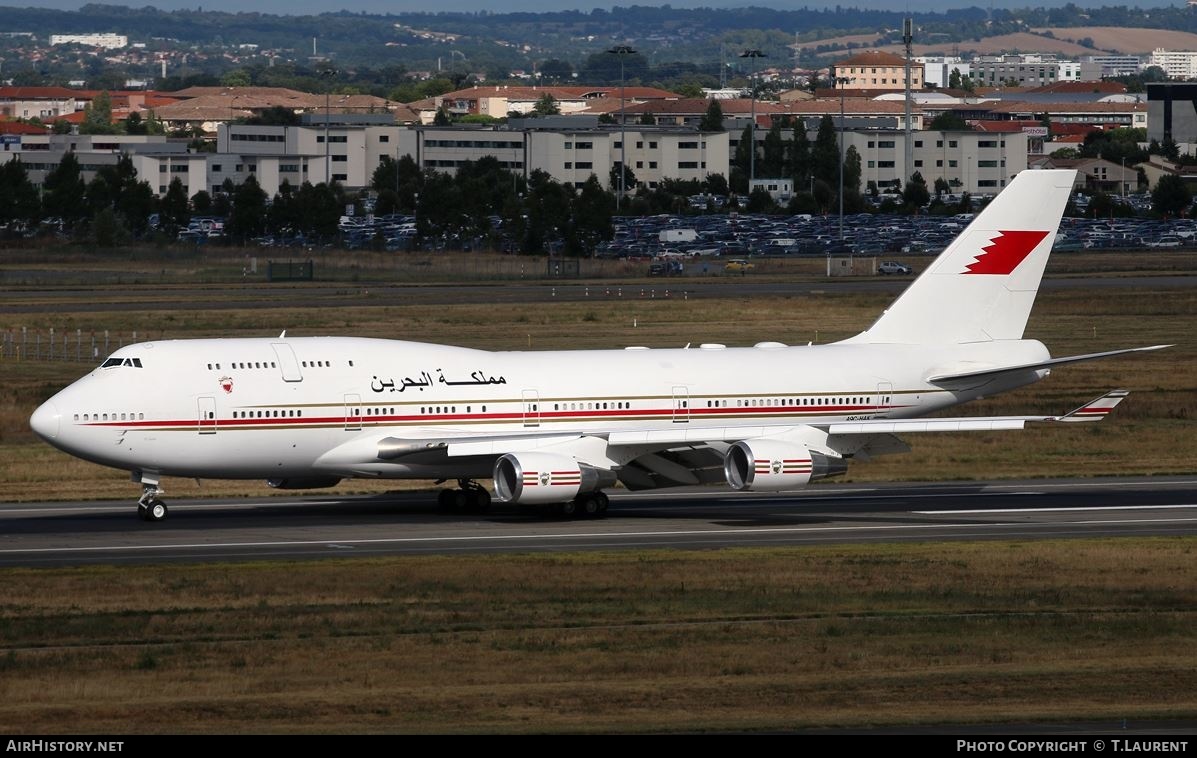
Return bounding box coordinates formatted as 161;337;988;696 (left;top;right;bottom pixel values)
598;205;1197;262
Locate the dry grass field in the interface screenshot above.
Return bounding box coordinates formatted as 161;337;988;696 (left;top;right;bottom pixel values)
1031;27;1197;56
0;540;1194;733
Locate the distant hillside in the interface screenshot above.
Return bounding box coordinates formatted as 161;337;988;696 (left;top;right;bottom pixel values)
1031;26;1197;55
808;27;1197;58
815;31;1100;57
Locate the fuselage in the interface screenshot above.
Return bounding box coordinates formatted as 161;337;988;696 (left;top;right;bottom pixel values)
30;335;1050;481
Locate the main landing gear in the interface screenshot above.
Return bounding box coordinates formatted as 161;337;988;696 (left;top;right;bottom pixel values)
437;479;492;513
137;482;168;522
544;491;609;520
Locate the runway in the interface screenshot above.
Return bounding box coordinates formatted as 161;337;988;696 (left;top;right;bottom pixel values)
1;476;1195;567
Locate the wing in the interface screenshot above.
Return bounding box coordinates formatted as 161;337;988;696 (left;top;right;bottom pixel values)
319;390;1130;490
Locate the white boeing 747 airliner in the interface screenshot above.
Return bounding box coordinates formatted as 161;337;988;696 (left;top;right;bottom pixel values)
30;169;1168;521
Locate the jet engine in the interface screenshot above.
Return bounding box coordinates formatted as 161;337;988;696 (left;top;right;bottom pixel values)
723;439;847;492
493;452;617;505
266;477;343;490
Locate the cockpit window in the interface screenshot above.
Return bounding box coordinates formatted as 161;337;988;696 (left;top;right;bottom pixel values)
101;357;143;368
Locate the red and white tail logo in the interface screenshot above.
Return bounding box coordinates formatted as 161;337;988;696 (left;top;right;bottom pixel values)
963;230;1050;275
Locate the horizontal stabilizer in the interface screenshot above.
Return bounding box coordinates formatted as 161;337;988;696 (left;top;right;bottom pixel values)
926;344;1171;384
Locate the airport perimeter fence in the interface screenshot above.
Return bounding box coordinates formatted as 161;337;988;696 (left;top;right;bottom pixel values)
0;328;160;364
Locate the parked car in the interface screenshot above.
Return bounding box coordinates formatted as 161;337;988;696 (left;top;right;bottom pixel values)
877;261;913;275
723;258;755;273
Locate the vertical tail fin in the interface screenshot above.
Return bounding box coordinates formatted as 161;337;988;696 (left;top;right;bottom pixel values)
851;169;1077;345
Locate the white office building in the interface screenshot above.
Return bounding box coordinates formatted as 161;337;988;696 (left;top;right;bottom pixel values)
49;33;127;49
1148;49;1197;80
917;56;971;89
843;130;1029;195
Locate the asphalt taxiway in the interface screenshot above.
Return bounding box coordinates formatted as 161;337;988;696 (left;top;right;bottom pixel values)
0;476;1194;567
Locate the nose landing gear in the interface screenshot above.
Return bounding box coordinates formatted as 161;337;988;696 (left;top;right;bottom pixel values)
136;474;168;522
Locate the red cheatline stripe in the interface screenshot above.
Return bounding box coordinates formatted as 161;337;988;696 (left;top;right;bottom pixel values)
78;401;913;431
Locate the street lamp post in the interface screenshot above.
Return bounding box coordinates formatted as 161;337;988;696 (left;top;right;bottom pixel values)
836;75;849;244
607;45;637;211
740;49;765;197
320;68;337;185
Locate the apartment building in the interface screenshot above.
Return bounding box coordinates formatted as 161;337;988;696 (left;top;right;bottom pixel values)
832;50;922;90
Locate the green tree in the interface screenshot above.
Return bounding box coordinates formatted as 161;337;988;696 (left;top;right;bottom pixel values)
745;186;776;213
933;176;951;197
903;171;930;211
523;169;572;253
433;106;451;126
788;121;811;191
811;114;840;188
125;112;146;135
532;93;560;116
704;173;729;197
42;151;88;231
761;121;785;178
160;177;190;236
243;106;301;126
191;190;213;216
80;91;118;135
570;174;615;256
929;111;969;131
539;59;573;82
90;206;131;247
228;175;269;241
842;145;862;196
732;125;754;192
698;99;725;132
0;158;41;230
221;69;252;87
609;163;637;196
1152;174;1191;217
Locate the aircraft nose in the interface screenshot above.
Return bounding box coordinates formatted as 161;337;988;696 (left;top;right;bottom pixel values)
30;399;61;440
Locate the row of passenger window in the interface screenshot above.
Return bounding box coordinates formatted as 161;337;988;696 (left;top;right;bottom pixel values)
205;360;342;370
233;410;303;418
416;405;487;415
76;412;143;422
706;396;890;408
553;401;631;411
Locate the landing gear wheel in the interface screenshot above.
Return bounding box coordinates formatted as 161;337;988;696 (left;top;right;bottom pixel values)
580;494;600;518
469;488;492;513
144;499;168;522
595;491;609;515
559;499;578;518
137;503;149;521
436;489;456;512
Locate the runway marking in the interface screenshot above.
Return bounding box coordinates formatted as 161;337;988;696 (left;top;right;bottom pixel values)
3;517;1197;556
917;504;1197;515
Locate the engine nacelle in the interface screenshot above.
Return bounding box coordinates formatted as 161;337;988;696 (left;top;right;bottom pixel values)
724;439;847;492
493;452;617;505
267;477;343;490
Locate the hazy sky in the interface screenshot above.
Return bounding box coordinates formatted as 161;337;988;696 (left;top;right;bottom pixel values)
22;0;1181;14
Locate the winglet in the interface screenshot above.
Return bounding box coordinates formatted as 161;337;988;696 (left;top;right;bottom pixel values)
1053;390;1130;422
